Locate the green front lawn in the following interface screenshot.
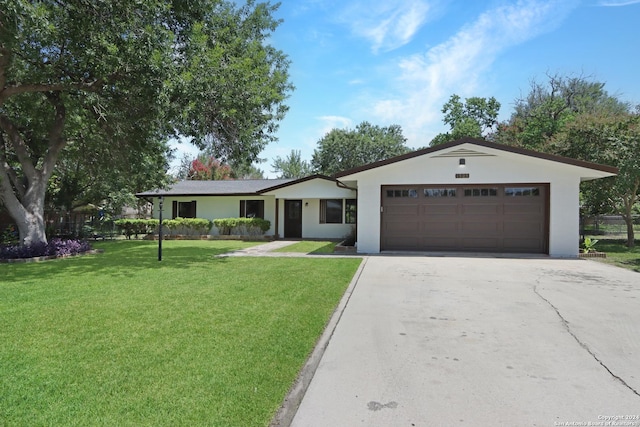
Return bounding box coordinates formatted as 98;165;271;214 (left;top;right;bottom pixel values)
0;240;361;426
273;240;338;254
586;239;640;272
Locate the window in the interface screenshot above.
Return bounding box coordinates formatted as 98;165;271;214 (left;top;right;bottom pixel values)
464;188;498;197
172;201;196;218
320;199;343;224
505;187;540;197
386;189;418;198
240;200;265;218
424;188;457;197
345;199;357;224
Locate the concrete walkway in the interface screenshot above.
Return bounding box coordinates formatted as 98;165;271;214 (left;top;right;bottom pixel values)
282;255;640;426
217;240;359;258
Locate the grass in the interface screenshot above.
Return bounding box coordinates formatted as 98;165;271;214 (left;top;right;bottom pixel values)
0;240;362;426
586;238;640;272
273;240;338;254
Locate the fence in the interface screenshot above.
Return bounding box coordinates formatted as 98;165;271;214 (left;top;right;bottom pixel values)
581;215;640;239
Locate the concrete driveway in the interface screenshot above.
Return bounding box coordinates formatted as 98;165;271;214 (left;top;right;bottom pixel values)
288;256;640;426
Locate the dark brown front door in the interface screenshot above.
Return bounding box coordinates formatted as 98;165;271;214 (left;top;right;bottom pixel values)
284;200;302;238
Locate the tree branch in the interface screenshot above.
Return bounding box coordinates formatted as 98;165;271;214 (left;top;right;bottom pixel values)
0;114;38;180
41;93;67;180
0;80;102;104
0;134;26;200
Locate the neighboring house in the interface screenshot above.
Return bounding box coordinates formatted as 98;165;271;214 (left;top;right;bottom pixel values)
137;138;617;257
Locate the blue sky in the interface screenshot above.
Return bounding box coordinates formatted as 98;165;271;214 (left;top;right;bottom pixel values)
171;0;640;178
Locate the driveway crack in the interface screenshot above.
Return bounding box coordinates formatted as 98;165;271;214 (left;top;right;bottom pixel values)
533;285;640;398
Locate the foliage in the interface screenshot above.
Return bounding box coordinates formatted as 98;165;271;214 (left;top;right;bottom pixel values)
114;219;159;239
553;112;640;247
311;121;409;175
187;155;234;180
0;240;361;425
1;224;18;244
271;149;313;178
162;217;213;236
0;0;293;246
581;237;599;253
0;238;91;260
213;217;271;235
430;95;501;145
115;218;214;238
494;74;629;151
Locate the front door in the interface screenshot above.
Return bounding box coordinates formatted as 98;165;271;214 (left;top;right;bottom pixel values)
284;200;303;238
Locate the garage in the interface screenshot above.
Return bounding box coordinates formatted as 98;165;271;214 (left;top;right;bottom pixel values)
381;184;549;253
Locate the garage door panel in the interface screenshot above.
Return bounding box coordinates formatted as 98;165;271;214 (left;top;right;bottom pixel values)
503;221;543;234
384;221;420;233
421;222;458;234
461;204;501;215
385;205;420;215
418;237;460;250
504;204;543;215
422;204;458;215
381;184;548;253
384;236;420;250
461;221;500;233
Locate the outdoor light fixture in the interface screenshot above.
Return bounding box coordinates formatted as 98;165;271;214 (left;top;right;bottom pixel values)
459;158;466;166
158;195;164;261
305;202;309;206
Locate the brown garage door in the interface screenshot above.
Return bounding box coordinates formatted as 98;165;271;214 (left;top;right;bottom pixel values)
381;184;548;253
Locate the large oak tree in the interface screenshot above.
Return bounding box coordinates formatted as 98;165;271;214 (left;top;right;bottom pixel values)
0;0;292;245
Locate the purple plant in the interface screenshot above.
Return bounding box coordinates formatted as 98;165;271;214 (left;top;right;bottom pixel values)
0;239;92;260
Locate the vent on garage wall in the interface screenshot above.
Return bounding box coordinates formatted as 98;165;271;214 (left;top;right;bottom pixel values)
433;148;495;158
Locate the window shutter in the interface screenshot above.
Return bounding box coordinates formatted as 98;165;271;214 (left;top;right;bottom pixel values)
172;201;177;219
258;201;264;219
319;199;327;224
240;200;246;217
190;201;196;218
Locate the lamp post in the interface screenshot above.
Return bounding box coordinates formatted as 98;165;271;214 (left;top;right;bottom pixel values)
158;196;164;261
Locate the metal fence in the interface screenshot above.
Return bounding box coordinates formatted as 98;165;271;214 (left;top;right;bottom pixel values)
581;215;640;239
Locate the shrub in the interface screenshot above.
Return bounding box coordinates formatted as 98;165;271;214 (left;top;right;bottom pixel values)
114;219;158;239
0;238;92;260
213;218;270;236
162;218;213;236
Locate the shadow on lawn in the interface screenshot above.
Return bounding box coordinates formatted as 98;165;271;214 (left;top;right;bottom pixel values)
1;241;238;282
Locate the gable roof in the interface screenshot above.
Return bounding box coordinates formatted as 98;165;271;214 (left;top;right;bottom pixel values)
333;138;619;178
136;179;295;197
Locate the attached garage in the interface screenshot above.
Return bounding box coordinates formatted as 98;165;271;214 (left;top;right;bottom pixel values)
334;138;617;257
381;184;548;253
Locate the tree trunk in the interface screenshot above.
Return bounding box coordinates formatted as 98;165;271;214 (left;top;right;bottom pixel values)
0;93;66;247
0;176;49;246
624;217;635;248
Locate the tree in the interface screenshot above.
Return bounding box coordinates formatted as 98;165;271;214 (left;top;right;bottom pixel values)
187;155;234;180
494;74;629;151
430;95;500;146
0;0;292;246
271;149;312;178
311;122;409;175
552;112;640;247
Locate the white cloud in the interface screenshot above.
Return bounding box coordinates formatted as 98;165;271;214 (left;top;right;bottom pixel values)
369;0;579;146
598;0;640;5
317;115;353;135
340;0;432;53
